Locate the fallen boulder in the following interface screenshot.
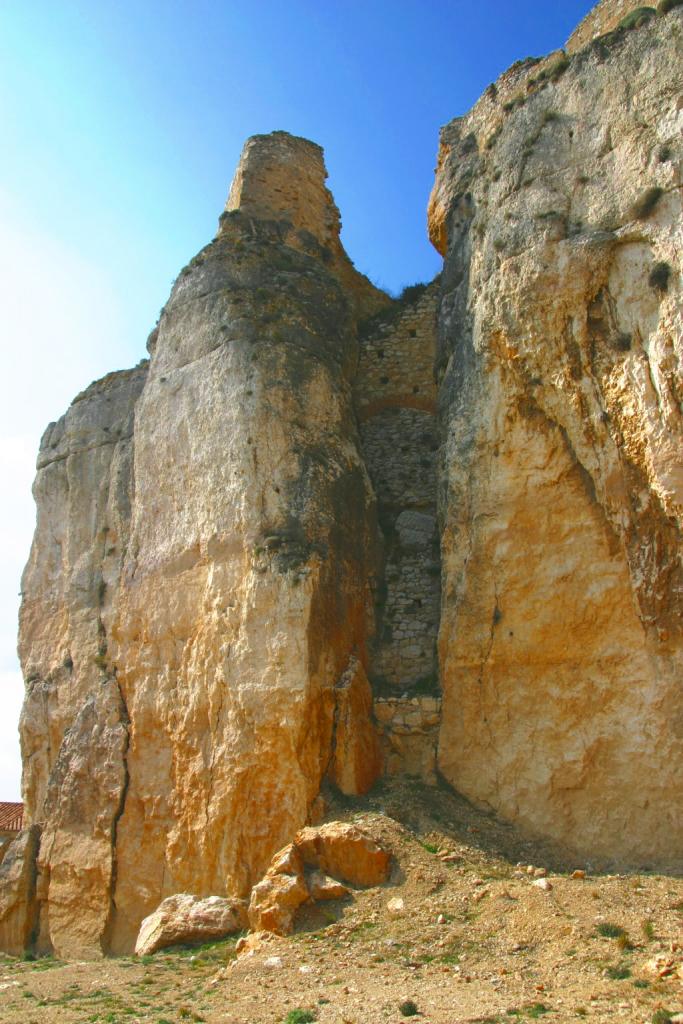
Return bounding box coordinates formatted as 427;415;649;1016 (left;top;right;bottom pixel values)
246;822;391;939
295;821;391;886
248;845;309;935
135;893;247;956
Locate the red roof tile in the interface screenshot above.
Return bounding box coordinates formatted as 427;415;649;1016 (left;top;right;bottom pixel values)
0;802;23;832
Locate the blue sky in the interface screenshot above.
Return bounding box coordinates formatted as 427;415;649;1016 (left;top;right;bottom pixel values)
0;0;593;798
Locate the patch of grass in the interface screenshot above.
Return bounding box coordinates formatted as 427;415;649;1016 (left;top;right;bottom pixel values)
420;841;439;854
616;931;634;951
631;186;664;220
649;261;671;293
651;1011;673;1024
658;0;683;10
548;55;570;81
606;963;632;980
634;979;650;989
399;1000;419;1017
596;922;627;939
642;918;655;940
525;1004;550;1019
284;1011;317;1024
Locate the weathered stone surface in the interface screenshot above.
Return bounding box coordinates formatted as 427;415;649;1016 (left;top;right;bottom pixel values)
328;657;382;796
0;827;41;956
431;7;683;869
248;871;309;936
306;869;350;901
295;822;391;886
4;1;681;961
9;133;388;956
247;822;389;934
135;893;247;955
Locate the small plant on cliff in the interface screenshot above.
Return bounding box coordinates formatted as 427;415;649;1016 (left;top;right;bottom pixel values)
618;6;656;29
649;261;671;293
631;186;664;220
397;282;428;305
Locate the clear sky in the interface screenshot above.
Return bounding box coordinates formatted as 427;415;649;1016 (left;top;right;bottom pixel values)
0;0;593;800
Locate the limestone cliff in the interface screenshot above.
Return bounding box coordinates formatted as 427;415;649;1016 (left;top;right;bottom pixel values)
430;0;683;868
1;0;681;958
5;134;391;957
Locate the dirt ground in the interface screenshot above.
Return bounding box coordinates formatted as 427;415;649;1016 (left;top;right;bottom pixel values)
1;779;681;1024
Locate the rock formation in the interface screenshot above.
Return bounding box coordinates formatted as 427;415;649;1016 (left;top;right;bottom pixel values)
1;0;681;958
429;0;683;870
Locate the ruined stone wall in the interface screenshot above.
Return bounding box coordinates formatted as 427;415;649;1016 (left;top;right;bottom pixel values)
373;695;441;783
567;0;660;52
354;287;441;692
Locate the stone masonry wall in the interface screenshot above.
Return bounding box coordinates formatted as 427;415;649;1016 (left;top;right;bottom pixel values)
354;286;441;694
373;695;441;784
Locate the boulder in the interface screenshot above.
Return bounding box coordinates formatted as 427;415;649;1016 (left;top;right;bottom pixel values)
135;893;247;956
295;822;391;887
248;872;309;936
307;869;350;901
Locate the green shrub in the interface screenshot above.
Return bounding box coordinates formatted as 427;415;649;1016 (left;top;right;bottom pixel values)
398;282;428;305
618;6;656;29
399;1001;419;1018
596;922;627;938
652;1011;673;1024
607;963;632;979
284;1011;317;1024
631;186;664;220
658;0;683;13
548;55;570;81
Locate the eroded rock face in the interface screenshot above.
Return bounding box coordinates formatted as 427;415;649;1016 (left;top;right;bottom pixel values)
8;133;389;957
430;7;683;869
135;893;247;956
0;827;41;955
248;823;390;935
295;822;391;887
4;1;682;961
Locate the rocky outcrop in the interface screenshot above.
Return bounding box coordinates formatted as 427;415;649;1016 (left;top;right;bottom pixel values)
430;1;683;869
135;893;247;956
248;822;390;935
3;0;682;960
0;826;41;955
8;133;390;957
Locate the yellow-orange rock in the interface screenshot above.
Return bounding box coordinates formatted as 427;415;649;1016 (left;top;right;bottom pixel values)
307;869;350;901
328;657;382;796
430;7;683;870
247;872;309;936
294;822;391;887
7;132;388;957
135;893;247;955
